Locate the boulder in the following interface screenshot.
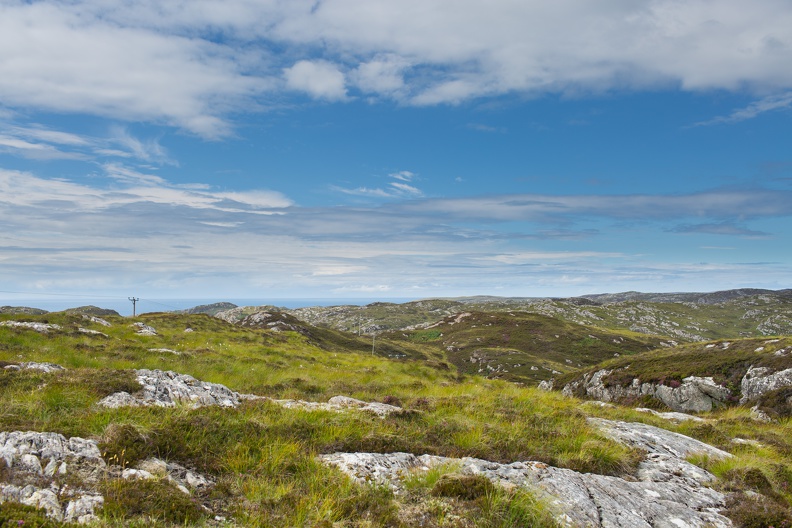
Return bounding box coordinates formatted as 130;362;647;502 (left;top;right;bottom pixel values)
740;366;792;403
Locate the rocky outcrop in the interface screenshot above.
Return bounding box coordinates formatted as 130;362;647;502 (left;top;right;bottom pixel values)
633;408;709;423
98;369;405;417
322;418;732;527
0;431;215;523
0;321;62;333
740;366;792;403
3;362;66;373
0;431;107;523
83;315;111;327
564;359;792;414
588;418;731;460
131;322;157;335
99;369;243;408
562;369;732;413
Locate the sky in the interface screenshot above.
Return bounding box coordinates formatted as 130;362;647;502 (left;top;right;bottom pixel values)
1;0;791;304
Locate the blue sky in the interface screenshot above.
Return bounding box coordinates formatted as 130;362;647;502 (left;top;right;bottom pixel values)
1;0;791;303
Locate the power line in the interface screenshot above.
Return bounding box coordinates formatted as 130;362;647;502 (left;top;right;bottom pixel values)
0;289;125;300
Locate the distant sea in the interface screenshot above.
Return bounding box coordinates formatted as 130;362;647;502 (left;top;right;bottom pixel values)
0;298;417;317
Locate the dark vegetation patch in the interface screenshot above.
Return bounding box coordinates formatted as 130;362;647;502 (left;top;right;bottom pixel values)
0;502;62;527
100;478;208;525
723;492;792;528
431;474;495;500
754;387;792;419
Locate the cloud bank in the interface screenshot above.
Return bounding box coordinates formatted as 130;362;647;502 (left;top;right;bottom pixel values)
1;1;792;136
2;169;790;298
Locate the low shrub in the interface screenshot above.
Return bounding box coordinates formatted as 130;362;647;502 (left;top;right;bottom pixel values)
723;492;792;528
431;474;496;501
0;502;61;527
100;423;152;468
100;478;207;525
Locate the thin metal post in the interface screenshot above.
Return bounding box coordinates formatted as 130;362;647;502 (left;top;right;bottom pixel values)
128;297;139;317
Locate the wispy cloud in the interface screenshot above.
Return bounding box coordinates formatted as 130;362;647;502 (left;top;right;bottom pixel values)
0;123;176;166
467;123;507;133
693;92;792;126
670;222;769;237
334;170;424;199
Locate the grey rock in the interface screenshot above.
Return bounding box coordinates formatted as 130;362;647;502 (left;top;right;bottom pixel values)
19;362;66;373
0;431;106;485
589;418;732;461
131;322;157;335
64;494;104;524
0;321;61;333
272;395;404;417
563;369;732;413
321;450;730;528
0;431;107;524
96;391;142;408
129;369;242;408
122;468;155;480
740;366;792;403
0;483;103;524
537;379;554;391
148;347;181;355
78;327;108;337
634;408;709;423
83;315;111;327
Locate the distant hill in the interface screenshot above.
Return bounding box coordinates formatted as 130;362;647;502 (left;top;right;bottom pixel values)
385;310;666;384
577;288;792;305
268;288;792;343
180;302;238;316
0;306;48;315
63;305;120;317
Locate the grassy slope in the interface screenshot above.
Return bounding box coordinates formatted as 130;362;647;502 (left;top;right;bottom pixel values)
386;311;666;384
1;311;791;526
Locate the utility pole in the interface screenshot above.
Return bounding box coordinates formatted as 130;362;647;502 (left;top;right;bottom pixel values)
371;333;376;355
128;297;139;317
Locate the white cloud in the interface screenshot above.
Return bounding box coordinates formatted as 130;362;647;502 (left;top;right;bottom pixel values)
0;1;790;134
0;1;271;138
284;60;348;101
353;55;408;95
